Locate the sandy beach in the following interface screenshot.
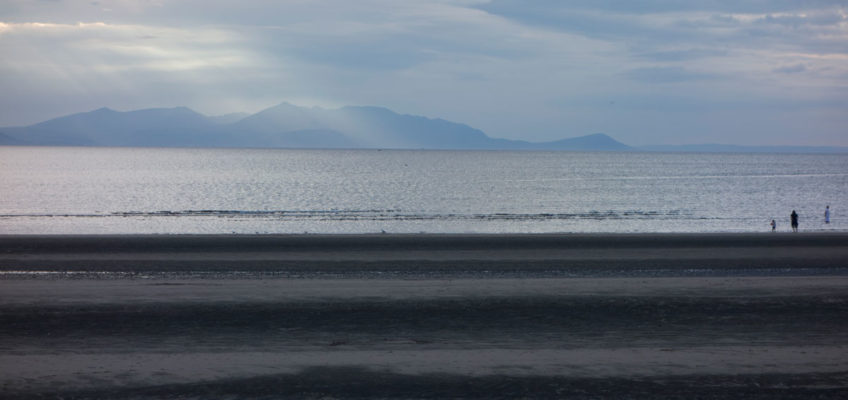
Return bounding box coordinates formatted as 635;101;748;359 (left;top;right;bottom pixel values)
1;233;848;398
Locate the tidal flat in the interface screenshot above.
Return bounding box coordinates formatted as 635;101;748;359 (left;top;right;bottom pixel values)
1;233;847;399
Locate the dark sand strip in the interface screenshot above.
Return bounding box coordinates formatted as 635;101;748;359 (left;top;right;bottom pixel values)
3;278;847;353
1;233;847;275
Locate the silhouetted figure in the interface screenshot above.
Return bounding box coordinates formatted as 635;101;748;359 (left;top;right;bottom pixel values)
825;205;830;224
791;210;799;232
770;219;776;232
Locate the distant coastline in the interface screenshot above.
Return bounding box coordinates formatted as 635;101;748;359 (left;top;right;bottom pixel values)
2;104;845;153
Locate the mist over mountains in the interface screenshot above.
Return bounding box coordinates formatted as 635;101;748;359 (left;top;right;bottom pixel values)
1;103;845;153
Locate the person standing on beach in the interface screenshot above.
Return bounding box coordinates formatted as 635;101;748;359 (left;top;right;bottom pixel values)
825;205;830;224
791;210;799;232
771;219;776;232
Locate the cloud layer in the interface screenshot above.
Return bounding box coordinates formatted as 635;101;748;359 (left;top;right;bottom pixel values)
1;0;847;145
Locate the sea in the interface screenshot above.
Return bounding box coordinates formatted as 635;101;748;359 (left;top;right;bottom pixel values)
1;146;846;234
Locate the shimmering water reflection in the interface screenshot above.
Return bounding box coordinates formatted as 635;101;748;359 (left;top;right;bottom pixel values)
1;147;845;233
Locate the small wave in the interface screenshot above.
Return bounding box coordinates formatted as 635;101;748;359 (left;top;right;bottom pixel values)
485;172;848;183
0;209;692;221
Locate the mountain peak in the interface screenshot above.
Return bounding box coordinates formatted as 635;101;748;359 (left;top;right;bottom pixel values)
268;102;304;111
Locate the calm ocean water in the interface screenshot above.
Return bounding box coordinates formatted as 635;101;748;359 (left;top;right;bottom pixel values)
1;146;845;234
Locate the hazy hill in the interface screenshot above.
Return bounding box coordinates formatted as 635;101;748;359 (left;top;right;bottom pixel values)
639;144;848;154
230;103;495;149
0;107;219;147
0;103;631;151
0;132;25;145
509;133;632;151
208;112;250;125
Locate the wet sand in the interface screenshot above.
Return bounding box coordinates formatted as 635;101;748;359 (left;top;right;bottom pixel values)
1;233;848;398
2;232;848;275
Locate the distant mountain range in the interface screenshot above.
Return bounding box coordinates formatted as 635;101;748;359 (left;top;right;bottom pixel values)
638;144;848;154
1;103;845;153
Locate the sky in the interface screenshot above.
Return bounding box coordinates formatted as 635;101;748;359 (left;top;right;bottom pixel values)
1;0;847;146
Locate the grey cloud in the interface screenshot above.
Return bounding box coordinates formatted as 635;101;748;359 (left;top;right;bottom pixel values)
773;64;807;74
708;14;740;25
287;40;435;71
474;1;848;55
638;48;729;62
624;67;718;84
758;12;846;27
557;91;847;113
476;0;848;15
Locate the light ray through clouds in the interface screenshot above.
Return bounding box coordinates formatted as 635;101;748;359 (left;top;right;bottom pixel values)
0;0;846;146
